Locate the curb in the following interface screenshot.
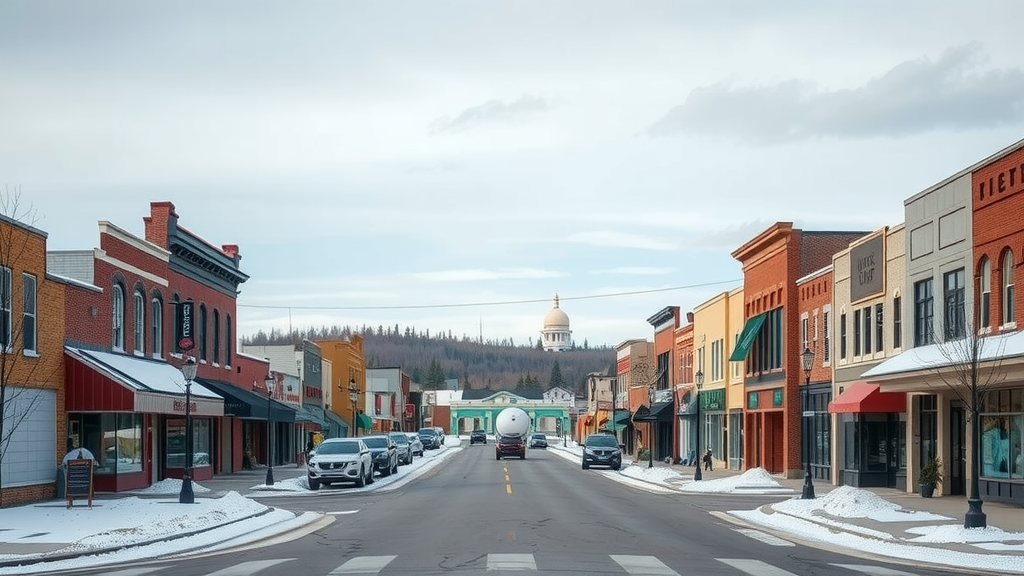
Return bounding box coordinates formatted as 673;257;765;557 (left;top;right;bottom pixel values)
0;507;276;569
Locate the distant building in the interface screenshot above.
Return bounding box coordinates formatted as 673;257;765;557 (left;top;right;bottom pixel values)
541;293;572;351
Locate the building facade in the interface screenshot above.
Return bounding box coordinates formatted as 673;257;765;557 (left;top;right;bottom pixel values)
646;306;680;463
795;264;835;483
692;289;742;471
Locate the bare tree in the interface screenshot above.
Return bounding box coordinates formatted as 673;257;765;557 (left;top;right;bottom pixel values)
917;318;1008;529
0;186;57;506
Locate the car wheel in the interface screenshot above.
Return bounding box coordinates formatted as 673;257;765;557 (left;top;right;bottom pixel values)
612;465;621;471
355;467;366;487
309;478;320;490
391;460;399;475
521;453;526;460
582;462;589;470
367;468;375;484
495;453;501;460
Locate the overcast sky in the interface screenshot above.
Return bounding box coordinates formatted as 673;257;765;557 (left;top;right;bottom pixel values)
3;1;1023;348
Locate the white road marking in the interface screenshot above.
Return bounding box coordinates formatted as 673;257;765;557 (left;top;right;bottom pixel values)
486;553;537;570
717;558;800;576
831;565;920;575
734;527;796;546
328;555;397;575
206;559;294;576
610;555;680;576
93;569;170;576
327;510;360;515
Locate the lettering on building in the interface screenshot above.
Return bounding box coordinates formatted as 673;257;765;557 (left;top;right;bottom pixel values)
850;235;884;302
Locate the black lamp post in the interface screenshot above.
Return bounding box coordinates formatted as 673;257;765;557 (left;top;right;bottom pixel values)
590;376;597;435
264;373;276;486
611;378;617;448
800;346;816;499
348;379;359;437
647;385;655;469
178;356;197;504
693;370;704;481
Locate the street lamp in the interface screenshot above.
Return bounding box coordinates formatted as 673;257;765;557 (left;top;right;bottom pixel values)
590;376;597;435
263;373;276;487
348;379;359;437
611;377;617;448
800;346;816;500
694;370;704;481
178;356;198;504
647;385;655;469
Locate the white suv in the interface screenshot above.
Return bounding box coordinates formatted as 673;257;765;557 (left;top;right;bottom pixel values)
307;438;374;490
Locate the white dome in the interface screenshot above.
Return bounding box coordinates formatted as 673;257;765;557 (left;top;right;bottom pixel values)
543;294;570;327
541;294;572;352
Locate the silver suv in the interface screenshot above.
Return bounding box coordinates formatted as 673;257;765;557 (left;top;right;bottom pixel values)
388;431;414;464
307;438;373;489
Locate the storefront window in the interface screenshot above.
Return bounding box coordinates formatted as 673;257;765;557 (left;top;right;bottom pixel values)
166;417;213;468
70;413;143;475
980;389;1023;481
844;417;857;469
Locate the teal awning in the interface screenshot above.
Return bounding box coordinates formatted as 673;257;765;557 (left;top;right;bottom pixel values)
356;413;374;429
613;411;631;423
729;313;767;362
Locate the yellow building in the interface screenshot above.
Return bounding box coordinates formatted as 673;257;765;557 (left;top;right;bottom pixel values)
692;286;744;470
316;335;369;437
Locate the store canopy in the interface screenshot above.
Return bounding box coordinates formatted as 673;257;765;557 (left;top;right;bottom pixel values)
828;382;907;414
633;403;675;422
356;413;374;429
729;313;768;362
295;405;328;427
323;409;350;438
197;378;295;422
613;411;631;423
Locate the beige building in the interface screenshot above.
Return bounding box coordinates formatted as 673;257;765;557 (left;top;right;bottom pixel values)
692;288;744;469
829;225;908;489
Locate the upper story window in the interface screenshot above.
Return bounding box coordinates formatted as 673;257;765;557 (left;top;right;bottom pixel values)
171;294;181;354
22;273;37;354
0;267;12;351
151;297;163;358
213;309;221;365
112;283;125;351
199;304;208;361
1002;249;1015;326
133;289;145;355
853;308;862;356
893;296;902;349
979;257;991;329
839;311;847;360
822;306;831;365
944;268;965;340
914;278;934;347
225;314;232;367
748;307;783;374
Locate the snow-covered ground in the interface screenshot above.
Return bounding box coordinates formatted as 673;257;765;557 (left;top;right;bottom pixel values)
0;437;465;574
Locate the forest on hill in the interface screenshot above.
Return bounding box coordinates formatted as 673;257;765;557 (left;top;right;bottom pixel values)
241;324;617;395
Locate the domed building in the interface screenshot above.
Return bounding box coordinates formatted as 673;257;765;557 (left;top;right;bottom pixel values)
540;293;572;352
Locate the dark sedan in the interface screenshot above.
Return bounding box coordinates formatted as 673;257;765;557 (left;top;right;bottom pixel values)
470;429;487;444
361;435;399;476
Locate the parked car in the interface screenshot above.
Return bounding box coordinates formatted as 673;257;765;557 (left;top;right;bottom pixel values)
495;435;526;460
306;438;373;490
433;427;446;445
418;427;442;450
361;435;399;476
581;433;621;470
528;433;547;449
388;431;414;465
470;429;487;444
407;433;424;456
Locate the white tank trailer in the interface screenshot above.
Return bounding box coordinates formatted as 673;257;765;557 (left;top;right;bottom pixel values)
494;407;531;439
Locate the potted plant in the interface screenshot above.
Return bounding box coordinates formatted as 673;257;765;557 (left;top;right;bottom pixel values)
919;457;942;498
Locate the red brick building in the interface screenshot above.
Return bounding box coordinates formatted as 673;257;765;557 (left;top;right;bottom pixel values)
796;264;834;482
646;306;681;463
673;319;695;463
731;223;865;477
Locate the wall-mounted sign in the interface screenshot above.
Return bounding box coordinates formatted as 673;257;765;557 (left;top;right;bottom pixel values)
747;392;758;410
773;388;784;407
850;235;885;302
177;301;195;351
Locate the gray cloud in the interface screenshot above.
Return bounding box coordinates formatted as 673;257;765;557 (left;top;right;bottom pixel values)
429;95;552;134
647;43;1024;143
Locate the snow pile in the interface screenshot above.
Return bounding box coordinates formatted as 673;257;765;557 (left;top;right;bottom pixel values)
773;485;951;522
681;467;787;493
133;478;211;495
906;524;1024;544
251;475;309;492
621;464;683;484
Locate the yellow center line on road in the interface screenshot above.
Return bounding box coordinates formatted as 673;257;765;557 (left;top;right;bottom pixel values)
504;463;512;494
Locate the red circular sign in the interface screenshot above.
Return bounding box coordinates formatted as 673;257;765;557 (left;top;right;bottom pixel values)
178;337;194;351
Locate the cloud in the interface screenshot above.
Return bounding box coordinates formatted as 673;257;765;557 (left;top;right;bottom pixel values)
591;267;677;276
429;95;552;134
406;268;567;283
568;231;678;251
647;43;1024;143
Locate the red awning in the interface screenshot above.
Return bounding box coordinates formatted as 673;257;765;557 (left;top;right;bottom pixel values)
828;382;906;414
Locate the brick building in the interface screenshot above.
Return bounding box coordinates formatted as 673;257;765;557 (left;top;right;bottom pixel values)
795;263;835;483
0;215;66;506
646;306;681;463
731;223;866;477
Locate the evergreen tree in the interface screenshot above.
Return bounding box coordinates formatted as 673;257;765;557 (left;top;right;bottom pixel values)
548;360;566;390
426;358;446;390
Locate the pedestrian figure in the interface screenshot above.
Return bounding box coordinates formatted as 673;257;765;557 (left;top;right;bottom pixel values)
702;448;713;471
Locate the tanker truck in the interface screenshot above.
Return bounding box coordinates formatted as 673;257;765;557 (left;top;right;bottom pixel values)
494;407;530;460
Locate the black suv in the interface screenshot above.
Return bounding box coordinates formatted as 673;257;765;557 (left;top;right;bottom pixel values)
418;427;442;450
495;435;526;460
470;429;487;444
582;433;621;470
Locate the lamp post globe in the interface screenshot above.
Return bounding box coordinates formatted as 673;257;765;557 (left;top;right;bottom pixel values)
178;356;198;504
694;370;704;481
264;374;276;486
800;346;816;500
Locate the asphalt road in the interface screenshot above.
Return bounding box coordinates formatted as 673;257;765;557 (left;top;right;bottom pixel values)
47;444;972;576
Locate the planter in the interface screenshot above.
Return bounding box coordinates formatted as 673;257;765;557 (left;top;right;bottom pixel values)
919;483;935;498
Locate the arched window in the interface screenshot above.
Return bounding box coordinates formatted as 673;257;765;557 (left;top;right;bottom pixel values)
979;257;991;329
133;289;145;354
112;284;125;350
1003;249;1015;325
225;314;232;367
171;294;181;354
213;309;221;365
199;304;208;361
151;296;163;358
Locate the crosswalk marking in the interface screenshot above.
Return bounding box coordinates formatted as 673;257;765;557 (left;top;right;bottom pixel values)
487;553;537;570
328;555;397;575
206;559;294;576
94;568;170;576
734;528;796;546
831;565;919;576
610;555;680;576
718;558;798;576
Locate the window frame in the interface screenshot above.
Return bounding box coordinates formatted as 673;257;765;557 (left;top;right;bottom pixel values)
914;278;934;347
944;268;966;341
21;273;37;354
133;289;145;355
1002;250;1015;327
980;257;991;329
112;283;125;351
151;296;163;358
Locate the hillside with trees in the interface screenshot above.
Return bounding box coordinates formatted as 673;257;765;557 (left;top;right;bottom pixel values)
241;324;616;395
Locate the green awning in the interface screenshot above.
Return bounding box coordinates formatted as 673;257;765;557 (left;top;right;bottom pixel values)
729;313;768;362
613;411;631;423
356;413;374;429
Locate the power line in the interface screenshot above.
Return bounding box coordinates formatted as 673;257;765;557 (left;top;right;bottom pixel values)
237;278;742;311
